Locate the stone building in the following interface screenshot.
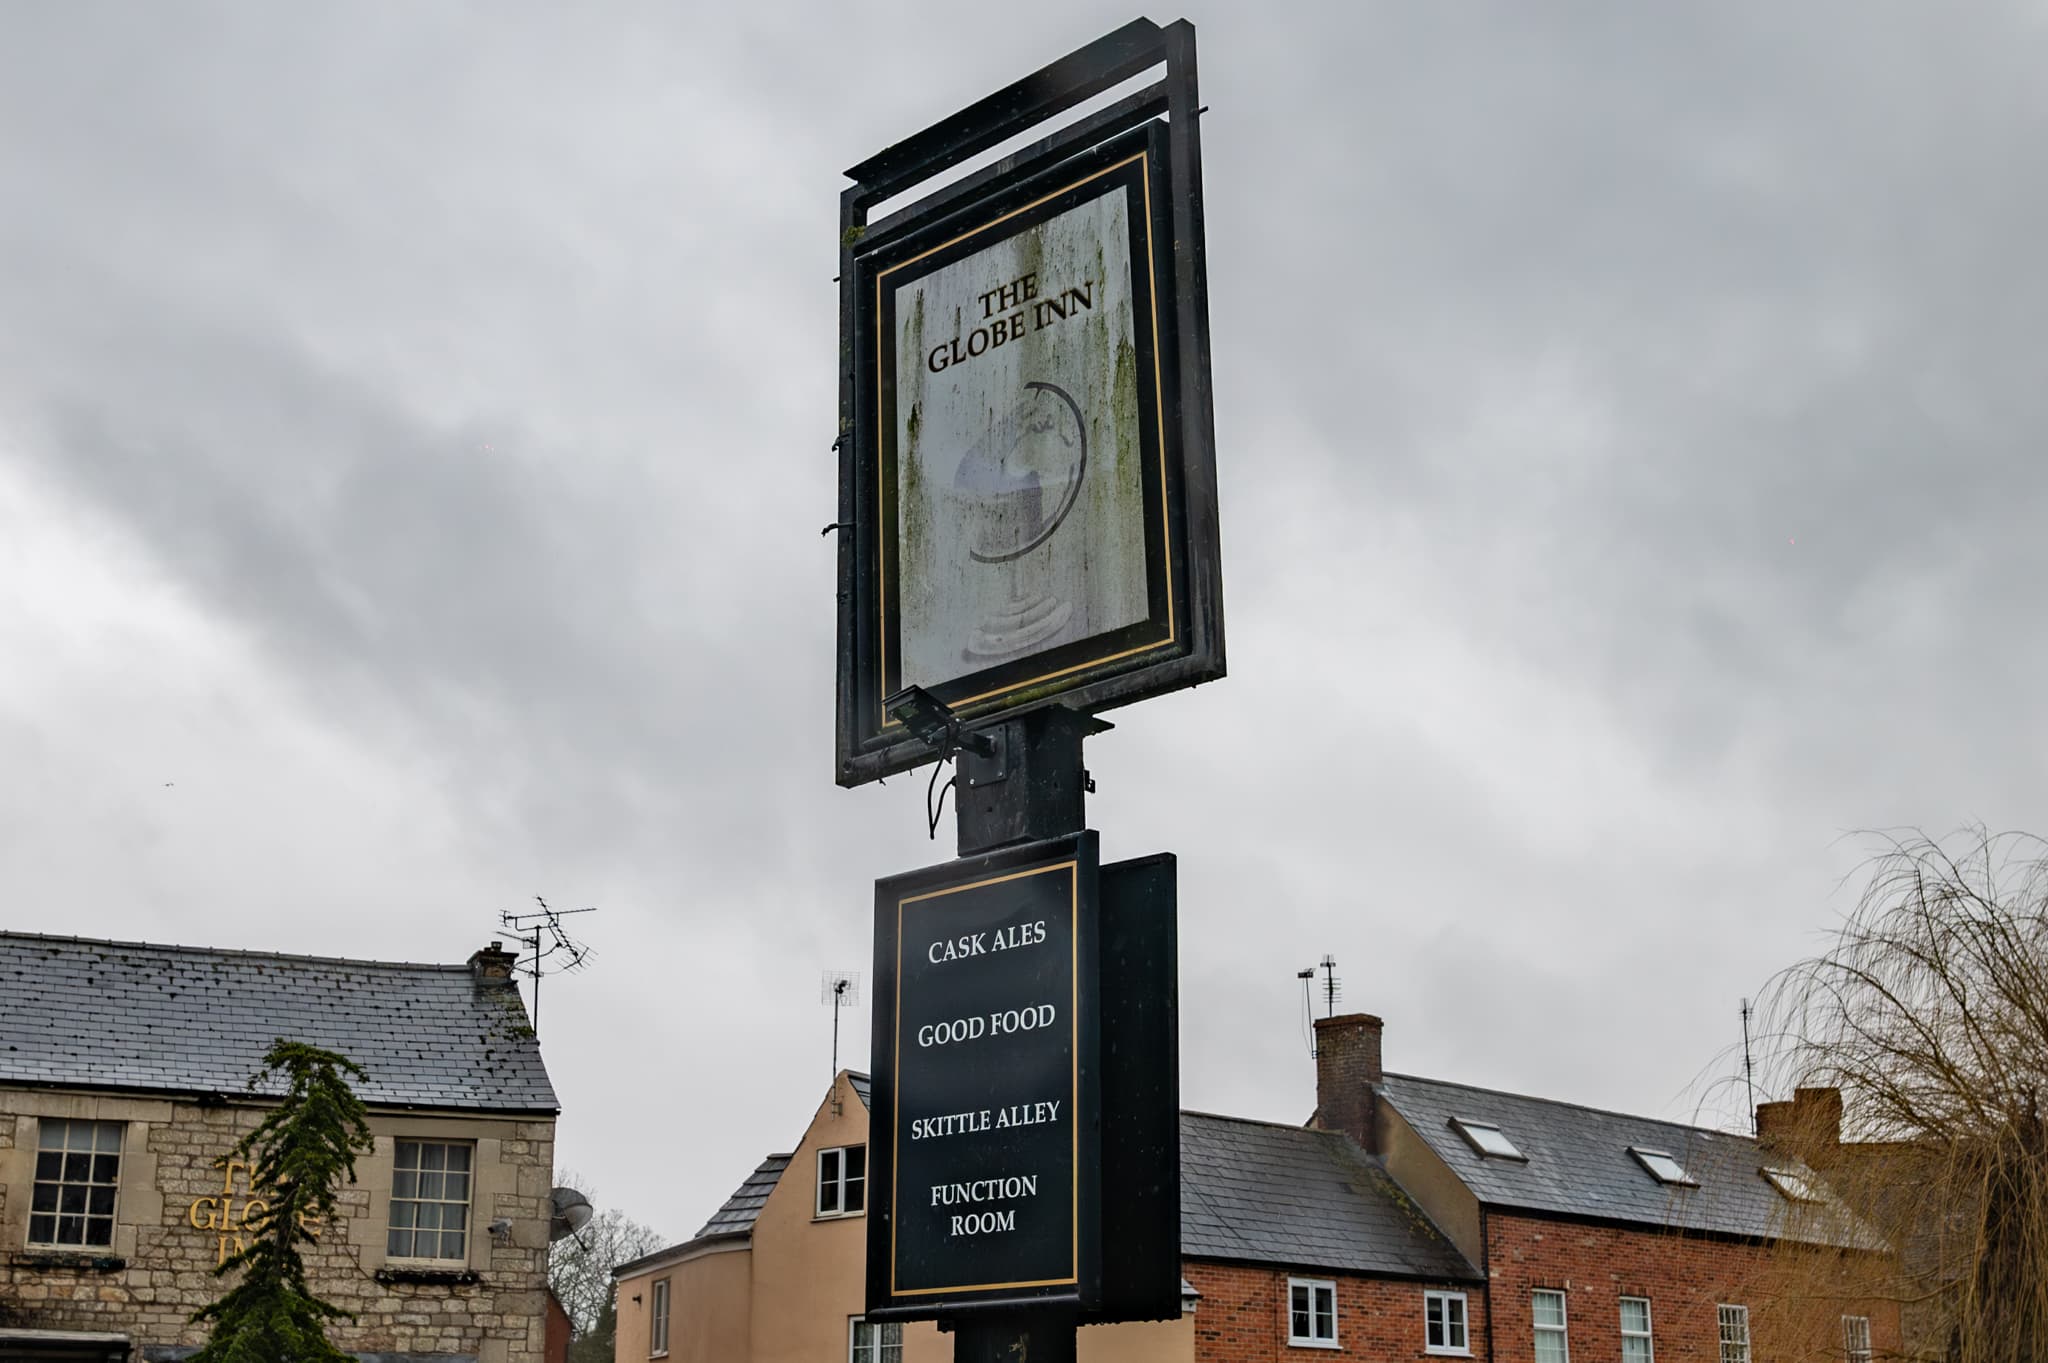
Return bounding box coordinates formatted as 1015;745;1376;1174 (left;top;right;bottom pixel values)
0;931;561;1363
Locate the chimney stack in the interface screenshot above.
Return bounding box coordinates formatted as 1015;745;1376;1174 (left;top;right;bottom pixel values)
469;940;518;983
1755;1085;1843;1152
1313;1013;1384;1146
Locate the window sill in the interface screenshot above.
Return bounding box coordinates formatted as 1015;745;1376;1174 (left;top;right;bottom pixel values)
812;1210;867;1223
374;1264;481;1286
1287;1340;1341;1350
17;1251;126;1273
1425;1349;1474;1358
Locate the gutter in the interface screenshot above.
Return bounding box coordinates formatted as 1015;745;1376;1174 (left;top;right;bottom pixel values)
612;1229;752;1280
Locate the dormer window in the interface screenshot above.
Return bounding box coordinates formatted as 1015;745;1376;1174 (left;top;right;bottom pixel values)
1629;1146;1698;1186
1450;1118;1526;1161
1762;1167;1823;1203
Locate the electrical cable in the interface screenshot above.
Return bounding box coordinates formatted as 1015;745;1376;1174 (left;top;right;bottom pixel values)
925;755;956;840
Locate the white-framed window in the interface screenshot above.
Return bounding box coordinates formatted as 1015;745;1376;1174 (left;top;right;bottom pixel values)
29;1119;123;1249
1842;1314;1872;1363
385;1139;473;1261
1424;1289;1470;1355
1717;1304;1751;1363
816;1145;867;1217
1287;1277;1338;1348
649;1277;670;1357
1620;1296;1654;1363
1533;1288;1570;1363
849;1317;903;1363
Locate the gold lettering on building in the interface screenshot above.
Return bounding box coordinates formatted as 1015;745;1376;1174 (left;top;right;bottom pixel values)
186;1156;322;1266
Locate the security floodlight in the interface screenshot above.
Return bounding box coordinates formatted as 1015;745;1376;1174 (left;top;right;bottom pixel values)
883;685;995;758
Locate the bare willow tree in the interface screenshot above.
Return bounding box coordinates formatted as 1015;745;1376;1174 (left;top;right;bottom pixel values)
1758;827;2048;1362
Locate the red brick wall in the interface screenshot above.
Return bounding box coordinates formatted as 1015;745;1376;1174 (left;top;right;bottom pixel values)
545;1289;572;1363
1185;1260;1487;1362
1484;1213;1900;1363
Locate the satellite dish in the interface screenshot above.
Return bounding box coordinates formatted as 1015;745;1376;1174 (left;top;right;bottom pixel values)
549;1187;594;1242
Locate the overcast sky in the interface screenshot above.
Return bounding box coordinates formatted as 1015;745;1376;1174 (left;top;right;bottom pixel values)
3;1;2045;1246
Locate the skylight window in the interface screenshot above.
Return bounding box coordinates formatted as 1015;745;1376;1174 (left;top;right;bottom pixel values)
1450;1118;1526;1161
1629;1146;1698;1186
1762;1167;1824;1203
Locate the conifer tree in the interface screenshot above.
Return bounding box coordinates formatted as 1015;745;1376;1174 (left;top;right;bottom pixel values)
190;1039;375;1363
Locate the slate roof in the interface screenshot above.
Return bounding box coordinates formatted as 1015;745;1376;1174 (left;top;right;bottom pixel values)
1180;1111;1478;1280
849;1071;871;1108
0;931;557;1113
692;1153;793;1239
621;1109;1477;1283
1379;1073;1881;1250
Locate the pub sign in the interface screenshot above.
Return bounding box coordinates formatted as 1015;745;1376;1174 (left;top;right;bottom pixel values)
835;18;1223;786
867;834;1101;1313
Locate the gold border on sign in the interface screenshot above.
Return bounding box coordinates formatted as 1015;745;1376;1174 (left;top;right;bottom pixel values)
890;860;1081;1297
874;148;1176;733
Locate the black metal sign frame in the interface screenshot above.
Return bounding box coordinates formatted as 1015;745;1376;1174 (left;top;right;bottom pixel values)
835;18;1223;787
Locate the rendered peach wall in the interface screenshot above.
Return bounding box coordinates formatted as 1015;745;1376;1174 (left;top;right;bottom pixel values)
1078;1312;1194;1361
748;1071;870;1363
676;1246;752;1361
614;1243;752;1363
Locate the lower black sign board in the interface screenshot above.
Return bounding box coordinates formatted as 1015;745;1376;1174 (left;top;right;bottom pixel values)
867;832;1180;1323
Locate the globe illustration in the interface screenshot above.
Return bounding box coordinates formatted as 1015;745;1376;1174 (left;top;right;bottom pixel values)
947;380;1088;663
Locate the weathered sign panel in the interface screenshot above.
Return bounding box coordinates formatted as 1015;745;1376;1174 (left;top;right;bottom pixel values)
835;17;1222;787
887;148;1155;696
868;834;1101;1313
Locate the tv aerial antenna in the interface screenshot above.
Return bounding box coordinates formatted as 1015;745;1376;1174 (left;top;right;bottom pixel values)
1319;954;1342;1019
498;897;596;1037
1740;998;1758;1135
822;969;862;1079
1297;967;1318;1056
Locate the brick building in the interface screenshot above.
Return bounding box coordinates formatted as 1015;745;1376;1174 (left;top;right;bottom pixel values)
1313;1013;1901;1363
613;1015;1898;1363
0;931;562;1363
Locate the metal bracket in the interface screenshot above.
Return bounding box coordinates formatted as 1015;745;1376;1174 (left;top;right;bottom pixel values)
959;726;1009;788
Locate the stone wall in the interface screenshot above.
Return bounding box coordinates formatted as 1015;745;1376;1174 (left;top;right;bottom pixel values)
0;1086;555;1363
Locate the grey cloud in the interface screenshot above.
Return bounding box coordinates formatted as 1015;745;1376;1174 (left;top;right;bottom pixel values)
4;0;2046;1239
